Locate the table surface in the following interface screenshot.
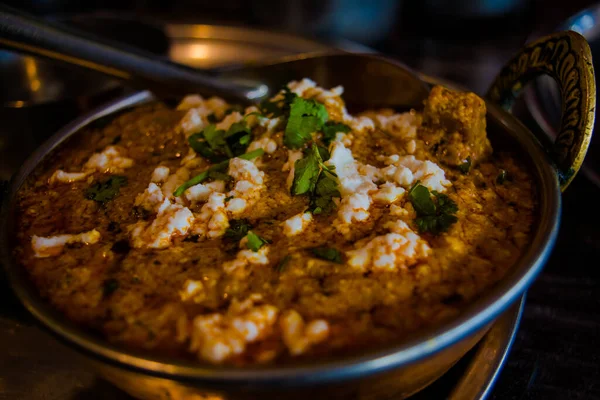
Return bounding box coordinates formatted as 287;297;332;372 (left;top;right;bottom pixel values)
2;1;600;399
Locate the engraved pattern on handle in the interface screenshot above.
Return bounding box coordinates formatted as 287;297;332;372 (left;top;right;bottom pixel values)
487;31;595;190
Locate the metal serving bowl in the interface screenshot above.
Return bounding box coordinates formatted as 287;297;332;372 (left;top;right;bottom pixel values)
0;31;595;400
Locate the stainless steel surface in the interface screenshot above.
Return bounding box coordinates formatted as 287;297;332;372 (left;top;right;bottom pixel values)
0;23;573;400
448;297;525;400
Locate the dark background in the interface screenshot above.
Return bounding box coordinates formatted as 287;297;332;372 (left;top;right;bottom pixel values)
1;0;600;399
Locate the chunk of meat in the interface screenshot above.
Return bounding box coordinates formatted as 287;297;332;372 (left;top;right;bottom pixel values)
420;85;492;167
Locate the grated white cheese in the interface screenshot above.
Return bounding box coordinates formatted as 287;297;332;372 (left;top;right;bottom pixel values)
32;229;101;258
282;212;313;237
83;146;134;174
346;220;429;272
327;141;377;197
130;203;194;249
185;180;225;203
280;310;329;356
135;182;166;212
179;280;206;304
222;244;270;276
189;295;278;363
287;78;317;96
247;137;278;154
379;155;450;192
225;158;265;215
49;170;89;184
151;166;170;183
375;112;419;139
193;192;230;239
216;111;243;131
161;167;190;200
372;182;406;204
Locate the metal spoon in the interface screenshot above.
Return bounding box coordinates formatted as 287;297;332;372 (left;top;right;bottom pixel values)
0;4;429;108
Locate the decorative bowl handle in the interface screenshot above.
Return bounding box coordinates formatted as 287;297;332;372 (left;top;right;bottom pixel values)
487;31;595;190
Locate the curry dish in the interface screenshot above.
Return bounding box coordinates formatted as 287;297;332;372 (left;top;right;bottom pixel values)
14;80;536;365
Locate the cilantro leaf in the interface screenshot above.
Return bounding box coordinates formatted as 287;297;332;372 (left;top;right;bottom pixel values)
173;148;264;197
408;183;458;235
224;121;252;156
291;147;321;196
310;246;343;263
284;97;328;149
86;176;127;204
225;219;252;241
458;157;472;174
408;183;436;215
322;122;351;146
246;231;269;252
308;174;340;215
259;86;297;117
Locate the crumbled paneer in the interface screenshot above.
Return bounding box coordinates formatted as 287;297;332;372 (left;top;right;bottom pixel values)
287;78;317;96
151;166;170;183
135;183;165;212
216;111;243;131
179;108;204;137
31;229;101;258
179;280;206;304
176;94;204;110
222;244;270;276
185;180;225;203
83;146;134;174
379;155;450;192
193;192;230;239
375;112;419;139
282;212;313;237
49;170;89;184
372;182;405;204
225;158;265;215
130;203;194;249
327;141;377;196
189;295;278;363
248;137;278;154
346;115;375;133
161;167;190;199
280;310;329;356
346;220;430;271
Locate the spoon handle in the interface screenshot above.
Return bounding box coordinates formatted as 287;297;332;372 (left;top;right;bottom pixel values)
0;5;254;102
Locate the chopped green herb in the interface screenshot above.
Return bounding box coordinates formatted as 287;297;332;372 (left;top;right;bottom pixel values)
225;219;252;241
284;96;329;149
496;170;507;184
322;122;351;146
187;119;254;163
259;86;297;117
173;148;264;196
291;145;322;195
246;231;269;252
308;174;340;215
458;157;472;174
408;183;458;235
275;255;291;273
86;176;128;204
310;246;342;263
102;278;119;297
224;196;234;202
291;144;340;215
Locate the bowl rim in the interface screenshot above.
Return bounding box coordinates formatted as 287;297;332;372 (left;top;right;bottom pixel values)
0;89;561;385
